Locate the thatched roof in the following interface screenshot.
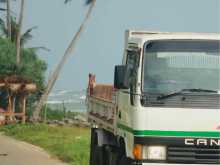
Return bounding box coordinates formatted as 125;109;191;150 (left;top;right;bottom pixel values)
0;75;32;83
0;75;37;92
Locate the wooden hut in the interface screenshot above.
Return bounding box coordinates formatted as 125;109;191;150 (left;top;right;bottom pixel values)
0;75;37;124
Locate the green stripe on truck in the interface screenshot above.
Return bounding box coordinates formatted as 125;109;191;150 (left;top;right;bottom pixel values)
117;123;220;138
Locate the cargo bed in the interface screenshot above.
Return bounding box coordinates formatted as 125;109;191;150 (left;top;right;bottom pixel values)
87;74;117;133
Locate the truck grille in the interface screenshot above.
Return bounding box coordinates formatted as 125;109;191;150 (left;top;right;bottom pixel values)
141;94;220;109
168;146;220;164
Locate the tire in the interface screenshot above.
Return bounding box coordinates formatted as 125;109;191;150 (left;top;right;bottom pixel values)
90;128;105;165
104;145;133;165
118;156;133;165
90;130;133;165
95;145;105;165
105;145;119;165
89;128;96;165
117;139;133;165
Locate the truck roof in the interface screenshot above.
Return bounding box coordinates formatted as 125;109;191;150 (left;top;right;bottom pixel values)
126;30;220;42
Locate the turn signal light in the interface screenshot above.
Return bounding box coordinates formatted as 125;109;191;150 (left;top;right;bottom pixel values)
133;144;142;160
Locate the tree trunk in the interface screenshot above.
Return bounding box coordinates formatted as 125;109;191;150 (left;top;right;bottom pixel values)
6;0;11;39
16;0;25;66
32;0;96;121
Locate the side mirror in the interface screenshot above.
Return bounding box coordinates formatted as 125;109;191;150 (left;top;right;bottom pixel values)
114;65;131;89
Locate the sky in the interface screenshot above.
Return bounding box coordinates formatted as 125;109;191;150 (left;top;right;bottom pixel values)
7;0;220;91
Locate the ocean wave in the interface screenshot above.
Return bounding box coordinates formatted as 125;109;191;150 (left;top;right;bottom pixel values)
47;99;84;104
48;90;86;105
46;100;63;104
80;95;86;100
49;90;73;96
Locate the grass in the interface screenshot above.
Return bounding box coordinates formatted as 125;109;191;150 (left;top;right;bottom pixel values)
0;124;91;165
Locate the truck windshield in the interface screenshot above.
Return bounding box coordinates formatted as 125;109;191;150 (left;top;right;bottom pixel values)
143;40;220;94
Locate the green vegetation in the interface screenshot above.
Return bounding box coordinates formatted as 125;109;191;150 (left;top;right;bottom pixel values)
0;37;47;90
0;37;47;115
40;107;81;121
0;1;93;164
0;124;90;165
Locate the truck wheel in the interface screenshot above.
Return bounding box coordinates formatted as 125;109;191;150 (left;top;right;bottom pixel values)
105;145;118;165
105;145;132;165
90;128;105;165
117;139;133;165
95;145;105;165
118;156;133;165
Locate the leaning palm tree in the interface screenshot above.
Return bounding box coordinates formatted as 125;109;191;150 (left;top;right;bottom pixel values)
32;0;97;121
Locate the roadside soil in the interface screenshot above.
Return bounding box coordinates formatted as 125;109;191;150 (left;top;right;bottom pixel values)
0;133;68;165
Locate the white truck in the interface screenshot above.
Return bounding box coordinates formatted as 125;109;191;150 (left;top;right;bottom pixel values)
87;30;220;165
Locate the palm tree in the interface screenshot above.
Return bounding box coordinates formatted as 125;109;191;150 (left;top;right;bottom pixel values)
0;0;12;39
32;0;97;121
6;0;11;38
0;0;27;65
16;0;24;65
0;17;37;46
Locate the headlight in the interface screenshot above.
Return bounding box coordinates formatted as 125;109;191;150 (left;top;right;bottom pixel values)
133;144;167;160
143;145;167;160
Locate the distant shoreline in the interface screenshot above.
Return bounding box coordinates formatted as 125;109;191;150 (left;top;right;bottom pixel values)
47;90;86;112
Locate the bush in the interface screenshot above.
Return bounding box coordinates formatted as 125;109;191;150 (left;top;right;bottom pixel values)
40;106;80;121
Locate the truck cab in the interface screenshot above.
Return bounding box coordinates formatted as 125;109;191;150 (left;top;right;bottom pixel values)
88;30;220;165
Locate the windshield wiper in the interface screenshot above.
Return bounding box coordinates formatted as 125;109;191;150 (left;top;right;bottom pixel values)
157;88;218;100
182;88;218;93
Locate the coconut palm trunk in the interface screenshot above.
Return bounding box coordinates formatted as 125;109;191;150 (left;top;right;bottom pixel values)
32;0;96;121
6;0;11;39
16;0;25;65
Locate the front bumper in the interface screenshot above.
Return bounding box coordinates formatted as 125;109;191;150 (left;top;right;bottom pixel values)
142;163;212;165
134;136;220;165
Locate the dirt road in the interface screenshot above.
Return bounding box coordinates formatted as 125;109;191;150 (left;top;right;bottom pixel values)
0;133;68;165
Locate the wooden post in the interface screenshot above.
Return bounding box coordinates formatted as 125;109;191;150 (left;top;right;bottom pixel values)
7;95;11;123
12;95;16;122
22;96;26;124
8;94;13;121
62;101;66;119
8;95;11;113
43;103;47;123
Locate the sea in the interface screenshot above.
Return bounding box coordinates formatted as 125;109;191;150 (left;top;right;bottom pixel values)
47;90;87;113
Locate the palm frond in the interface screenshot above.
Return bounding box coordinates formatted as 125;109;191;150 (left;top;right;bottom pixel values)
0;18;7;36
10;17;18;42
0;0;16;3
64;0;71;4
85;0;94;5
64;0;95;5
20;26;37;46
26;46;50;52
0;18;5;29
0;7;6;11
